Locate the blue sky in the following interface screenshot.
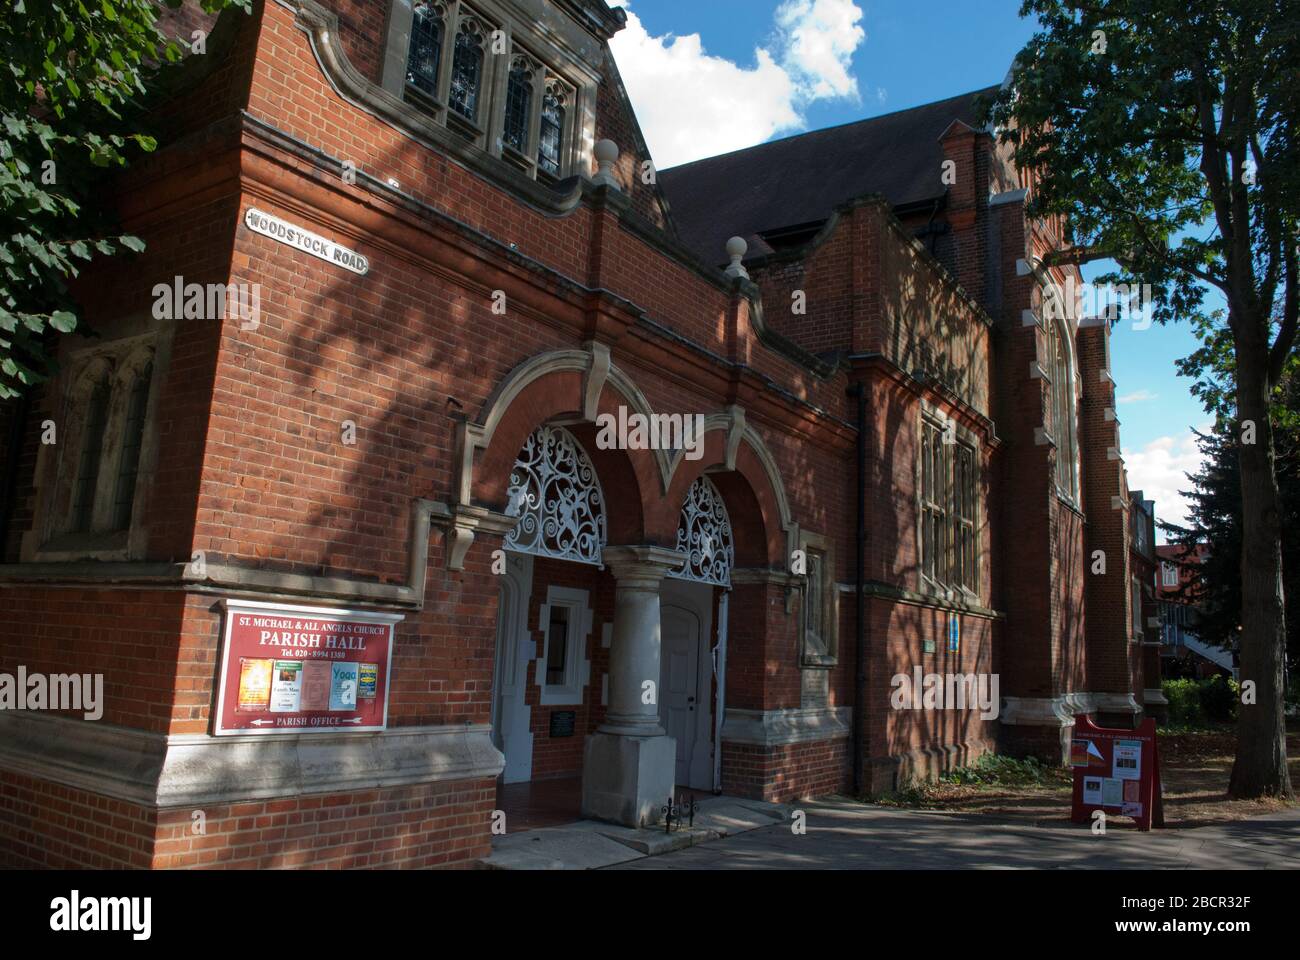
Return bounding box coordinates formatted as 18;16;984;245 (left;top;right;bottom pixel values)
609;0;1212;535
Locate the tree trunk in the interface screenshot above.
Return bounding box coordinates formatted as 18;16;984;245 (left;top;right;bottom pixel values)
1229;325;1293;798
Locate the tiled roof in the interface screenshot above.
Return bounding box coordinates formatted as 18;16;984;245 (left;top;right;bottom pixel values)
658;86;1000;265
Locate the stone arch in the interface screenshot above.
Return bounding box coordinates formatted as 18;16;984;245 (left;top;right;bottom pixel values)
502;424;607;566
462;346;667;543
657;411;797;570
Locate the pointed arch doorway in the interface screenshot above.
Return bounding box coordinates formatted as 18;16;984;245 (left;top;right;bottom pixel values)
660;475;734;792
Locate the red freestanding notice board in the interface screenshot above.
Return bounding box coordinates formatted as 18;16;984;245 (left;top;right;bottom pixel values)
1070;714;1164;830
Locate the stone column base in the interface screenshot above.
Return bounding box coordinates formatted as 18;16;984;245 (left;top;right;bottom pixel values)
581;732;676;827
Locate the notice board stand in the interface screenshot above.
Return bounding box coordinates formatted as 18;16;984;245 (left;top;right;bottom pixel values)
1069;714;1164;831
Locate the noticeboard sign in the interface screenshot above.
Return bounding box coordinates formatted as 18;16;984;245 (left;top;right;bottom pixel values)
1070;714;1164;831
214;599;402;736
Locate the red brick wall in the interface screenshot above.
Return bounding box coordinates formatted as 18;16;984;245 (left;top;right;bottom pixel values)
0;772;157;869
0;771;493;869
721;737;849;803
864;597;998;790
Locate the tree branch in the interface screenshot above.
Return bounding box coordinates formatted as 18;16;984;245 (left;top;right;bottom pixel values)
1267;240;1299;389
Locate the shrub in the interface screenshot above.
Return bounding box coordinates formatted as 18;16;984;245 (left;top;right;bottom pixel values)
1162;678;1206;728
1198;674;1239;722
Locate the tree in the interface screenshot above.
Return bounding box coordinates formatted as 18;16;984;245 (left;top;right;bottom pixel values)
0;0;249;399
1162;382;1300;679
986;0;1298;797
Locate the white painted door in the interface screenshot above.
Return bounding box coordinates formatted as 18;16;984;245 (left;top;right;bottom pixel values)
660;604;699;785
491;553;534;783
659;580;714;789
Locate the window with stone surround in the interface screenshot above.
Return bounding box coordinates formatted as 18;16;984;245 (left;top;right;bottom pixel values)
387;0;581;183
800;531;837;667
919;413;980;598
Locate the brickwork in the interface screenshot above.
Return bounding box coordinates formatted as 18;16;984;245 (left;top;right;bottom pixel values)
0;0;1141;867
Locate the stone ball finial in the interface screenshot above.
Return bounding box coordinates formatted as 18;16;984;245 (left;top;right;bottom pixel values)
592;139;621;190
724;236;749;279
594;139;619;164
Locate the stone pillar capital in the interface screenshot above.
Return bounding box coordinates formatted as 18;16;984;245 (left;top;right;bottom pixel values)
602;545;686;587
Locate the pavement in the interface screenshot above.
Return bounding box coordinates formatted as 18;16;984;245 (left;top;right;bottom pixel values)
479;795;1300;870
479;795;791;870
609;799;1300;870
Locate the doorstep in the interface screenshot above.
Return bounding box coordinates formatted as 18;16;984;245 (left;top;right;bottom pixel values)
477;795;792;870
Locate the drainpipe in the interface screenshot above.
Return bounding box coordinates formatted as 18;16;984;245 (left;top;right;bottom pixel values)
848;380;867;796
0;389;32;555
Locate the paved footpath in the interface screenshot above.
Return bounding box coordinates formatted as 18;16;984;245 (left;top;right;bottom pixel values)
606;799;1300;870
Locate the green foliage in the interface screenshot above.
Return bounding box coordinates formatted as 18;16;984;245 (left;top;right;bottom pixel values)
939;753;1060;787
1201;674;1240;721
1162;676;1241;727
1163;678;1207;727
986;0;1299;797
0;0;249;399
983;0;1300;341
1161;375;1300;675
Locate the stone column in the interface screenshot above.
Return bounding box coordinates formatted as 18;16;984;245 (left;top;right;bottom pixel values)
581;545;684;826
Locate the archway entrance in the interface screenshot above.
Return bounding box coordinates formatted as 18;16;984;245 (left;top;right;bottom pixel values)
660;474;734;793
491;424;607;830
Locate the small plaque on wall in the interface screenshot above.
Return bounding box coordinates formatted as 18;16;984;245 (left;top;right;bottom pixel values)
549;710;576;738
923;639;936;654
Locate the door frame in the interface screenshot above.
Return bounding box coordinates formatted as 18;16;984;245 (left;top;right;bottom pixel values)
659;578;715;790
491;552;534;783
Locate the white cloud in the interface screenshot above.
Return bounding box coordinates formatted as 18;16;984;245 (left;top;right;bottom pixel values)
1117;389;1158;404
774;0;866;100
608;1;866;169
1123;425;1212;536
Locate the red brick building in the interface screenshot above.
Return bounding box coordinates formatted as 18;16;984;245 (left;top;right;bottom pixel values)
0;0;1148;869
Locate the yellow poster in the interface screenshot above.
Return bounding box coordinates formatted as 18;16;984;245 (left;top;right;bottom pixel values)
237;658;273;712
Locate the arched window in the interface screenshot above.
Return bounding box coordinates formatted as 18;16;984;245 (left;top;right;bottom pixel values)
405;2;446;98
502;54;535;154
667;476;734;587
70;372;112;533
537;80;566;177
1050;321;1079;500
448;15;485;122
503;426;605;566
111;362;153;531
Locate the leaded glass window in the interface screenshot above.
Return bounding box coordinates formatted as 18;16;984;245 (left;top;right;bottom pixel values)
920;419;948;585
538;81;565;175
1051;322;1078;500
503;55;535;153
448;17;485;122
406;2;445;98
